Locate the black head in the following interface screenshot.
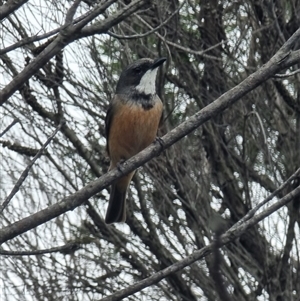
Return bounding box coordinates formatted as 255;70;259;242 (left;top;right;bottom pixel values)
116;58;166;95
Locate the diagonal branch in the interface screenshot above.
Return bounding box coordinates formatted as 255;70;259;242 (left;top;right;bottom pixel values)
107;1;185;40
231;167;300;230
77;0;148;37
0;121;64;214
0;0;147;105
0;118;19;138
0;0;29;21
64;0;83;25
97;183;300;301
71;0;118;31
0;1;116;56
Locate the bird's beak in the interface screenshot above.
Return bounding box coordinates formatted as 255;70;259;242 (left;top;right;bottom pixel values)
151;57;167;70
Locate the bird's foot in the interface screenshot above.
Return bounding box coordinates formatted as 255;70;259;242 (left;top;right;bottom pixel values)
155;136;165;150
117;159;126;173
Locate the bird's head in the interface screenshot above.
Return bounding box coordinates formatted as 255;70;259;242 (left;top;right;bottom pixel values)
116;57;166;96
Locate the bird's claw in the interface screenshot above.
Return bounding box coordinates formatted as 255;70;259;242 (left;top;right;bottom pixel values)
155;136;165;151
117;159;126;173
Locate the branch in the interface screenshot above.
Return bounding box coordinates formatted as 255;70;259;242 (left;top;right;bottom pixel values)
78;0;148;37
0;0;147;104
0;121;64;214
0;140;39;156
0;1;116;56
96;184;300;301
210;225;231;301
71;0;118;31
0;0;28;21
0;28;300;244
0;242;80;256
0;118;19;138
107;1;185;40
0;29;59;56
274;68;300;78
65;0;82;25
133;12;223;61
230;167;300;230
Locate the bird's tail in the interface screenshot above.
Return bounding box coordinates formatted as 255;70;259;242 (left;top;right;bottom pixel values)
105;172;134;224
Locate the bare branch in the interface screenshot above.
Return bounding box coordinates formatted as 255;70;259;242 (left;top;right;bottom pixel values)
231;166;300;230
0;2;118;56
133;12;223;61
0;30;57;56
0;121;64;214
78;0;148;37
274;68;300;78
210;225;231;301
0;140;39;156
65;0;82;25
0;0;29;21
96;184;300;301
0;118;19;138
0;0;147;105
107;1;185;40
0;242;80;256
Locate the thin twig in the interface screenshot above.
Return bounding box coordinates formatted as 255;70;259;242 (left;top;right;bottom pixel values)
0;121;65;214
73;0;118;31
0;4;98;56
229;167;300;230
133;12;222;61
107;1;185;40
0;242;80;256
0;0;146;104
0;118;19;138
273;68;300;78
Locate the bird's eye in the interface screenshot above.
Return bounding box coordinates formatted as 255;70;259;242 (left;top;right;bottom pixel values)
133;67;142;74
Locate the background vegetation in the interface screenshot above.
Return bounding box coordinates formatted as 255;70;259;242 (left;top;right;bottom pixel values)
1;0;300;300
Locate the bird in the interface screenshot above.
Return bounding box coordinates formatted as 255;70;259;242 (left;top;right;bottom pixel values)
105;57;166;224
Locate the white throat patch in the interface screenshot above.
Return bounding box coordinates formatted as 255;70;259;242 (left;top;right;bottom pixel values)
135;68;158;95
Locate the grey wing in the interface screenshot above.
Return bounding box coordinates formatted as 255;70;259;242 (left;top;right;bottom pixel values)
105;104;114;155
105;95;124;155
